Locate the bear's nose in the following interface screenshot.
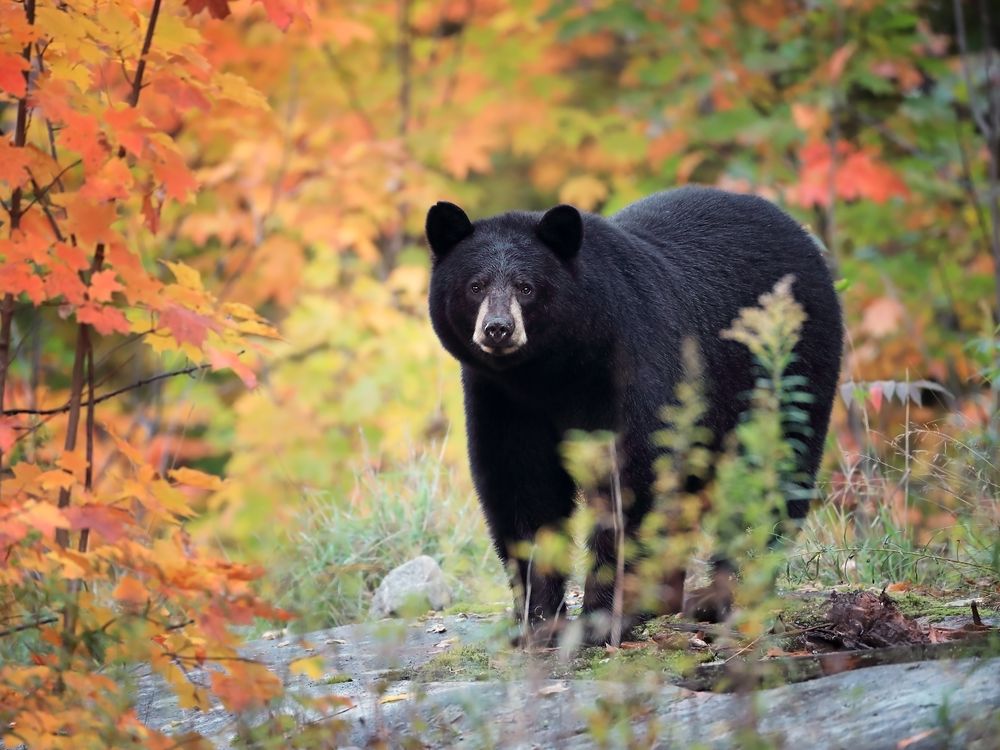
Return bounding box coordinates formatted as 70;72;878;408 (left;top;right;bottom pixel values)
484;318;513;344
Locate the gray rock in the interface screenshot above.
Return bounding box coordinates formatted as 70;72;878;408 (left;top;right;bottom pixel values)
129;614;1000;749
370;555;451;618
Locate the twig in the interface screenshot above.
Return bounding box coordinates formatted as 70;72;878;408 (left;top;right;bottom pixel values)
953;0;1000;316
952;0;992;136
28;172;66;242
2;362;212;416
127;0;160;111
971;600;983;627
0;615;59;638
77;335;96;553
22;159;81;215
0;613;195;640
789;546;998;575
609;438;625;649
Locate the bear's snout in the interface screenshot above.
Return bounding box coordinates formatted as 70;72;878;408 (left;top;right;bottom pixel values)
484;317;513;345
472;293;528;354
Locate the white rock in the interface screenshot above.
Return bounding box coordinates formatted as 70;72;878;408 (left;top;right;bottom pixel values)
369;555;451;619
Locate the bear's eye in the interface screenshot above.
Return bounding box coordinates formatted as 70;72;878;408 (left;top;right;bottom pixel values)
518;284;533;297
470;282;483;295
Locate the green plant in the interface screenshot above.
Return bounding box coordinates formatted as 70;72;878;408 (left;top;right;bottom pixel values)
265;446;506;631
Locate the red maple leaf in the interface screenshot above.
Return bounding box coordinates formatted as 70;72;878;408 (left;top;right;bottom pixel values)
159;303;221;348
207;347;257;389
63;505;132;543
788;140;908;208
184;0;233;20
0;416;18;453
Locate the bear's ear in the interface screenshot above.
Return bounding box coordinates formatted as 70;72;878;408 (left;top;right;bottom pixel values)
536;204;583;260
426;201;473;258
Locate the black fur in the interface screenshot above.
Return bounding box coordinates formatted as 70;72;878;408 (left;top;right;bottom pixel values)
426;186;843;639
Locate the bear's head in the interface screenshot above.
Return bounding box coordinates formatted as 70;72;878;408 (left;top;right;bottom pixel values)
425;201;583;370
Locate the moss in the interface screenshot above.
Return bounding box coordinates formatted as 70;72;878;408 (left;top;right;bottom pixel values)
571;644;714;682
890;591;974;622
323;673;353;685
773;593;834;628
404;645;499;682
442;601;508;617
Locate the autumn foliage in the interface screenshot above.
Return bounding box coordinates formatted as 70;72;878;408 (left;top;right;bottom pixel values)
0;0;997;745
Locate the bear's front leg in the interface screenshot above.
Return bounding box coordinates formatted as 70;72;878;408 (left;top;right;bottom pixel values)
463;374;577;645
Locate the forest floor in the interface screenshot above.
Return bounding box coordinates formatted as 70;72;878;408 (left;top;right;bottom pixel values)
133;586;1000;748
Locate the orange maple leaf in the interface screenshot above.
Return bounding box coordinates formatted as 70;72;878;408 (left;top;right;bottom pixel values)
54;241;91;271
59;111;109;169
104;106;147;156
65;194;119;246
113;575;149;607
45;263;87;304
88;269;124;303
152;149;197;202
210;662;283;712
80;157;133;202
0;138;32;186
0;261;45;304
76;302;131;335
0;52;28;97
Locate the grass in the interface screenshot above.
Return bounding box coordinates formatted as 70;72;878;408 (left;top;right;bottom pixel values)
787;419;1000;594
264;412;999;636
263;446;507;632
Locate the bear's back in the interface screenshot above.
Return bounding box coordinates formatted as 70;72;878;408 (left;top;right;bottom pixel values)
604;186;839;336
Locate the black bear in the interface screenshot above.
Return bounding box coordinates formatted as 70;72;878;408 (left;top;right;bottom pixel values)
425;186;843;644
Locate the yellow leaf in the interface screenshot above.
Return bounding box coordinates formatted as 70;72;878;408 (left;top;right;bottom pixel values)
234;318;281;338
223;302;267;322
153;12;201;54
162;260;204;292
47;548;90;579
289;656;325;680
379;692;411;704
108;428;145;466
559;175;607;211
36;469;75;490
150;479;196;518
169;467;224;491
217;73;270;110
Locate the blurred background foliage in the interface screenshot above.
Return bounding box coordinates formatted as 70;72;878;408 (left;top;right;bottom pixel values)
4;0;999;631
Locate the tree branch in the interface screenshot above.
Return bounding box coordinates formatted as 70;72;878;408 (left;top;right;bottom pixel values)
2;362;212;417
22;159;81;216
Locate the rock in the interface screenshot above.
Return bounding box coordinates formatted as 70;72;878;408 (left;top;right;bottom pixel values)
129;614;1000;749
369;555;451;619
